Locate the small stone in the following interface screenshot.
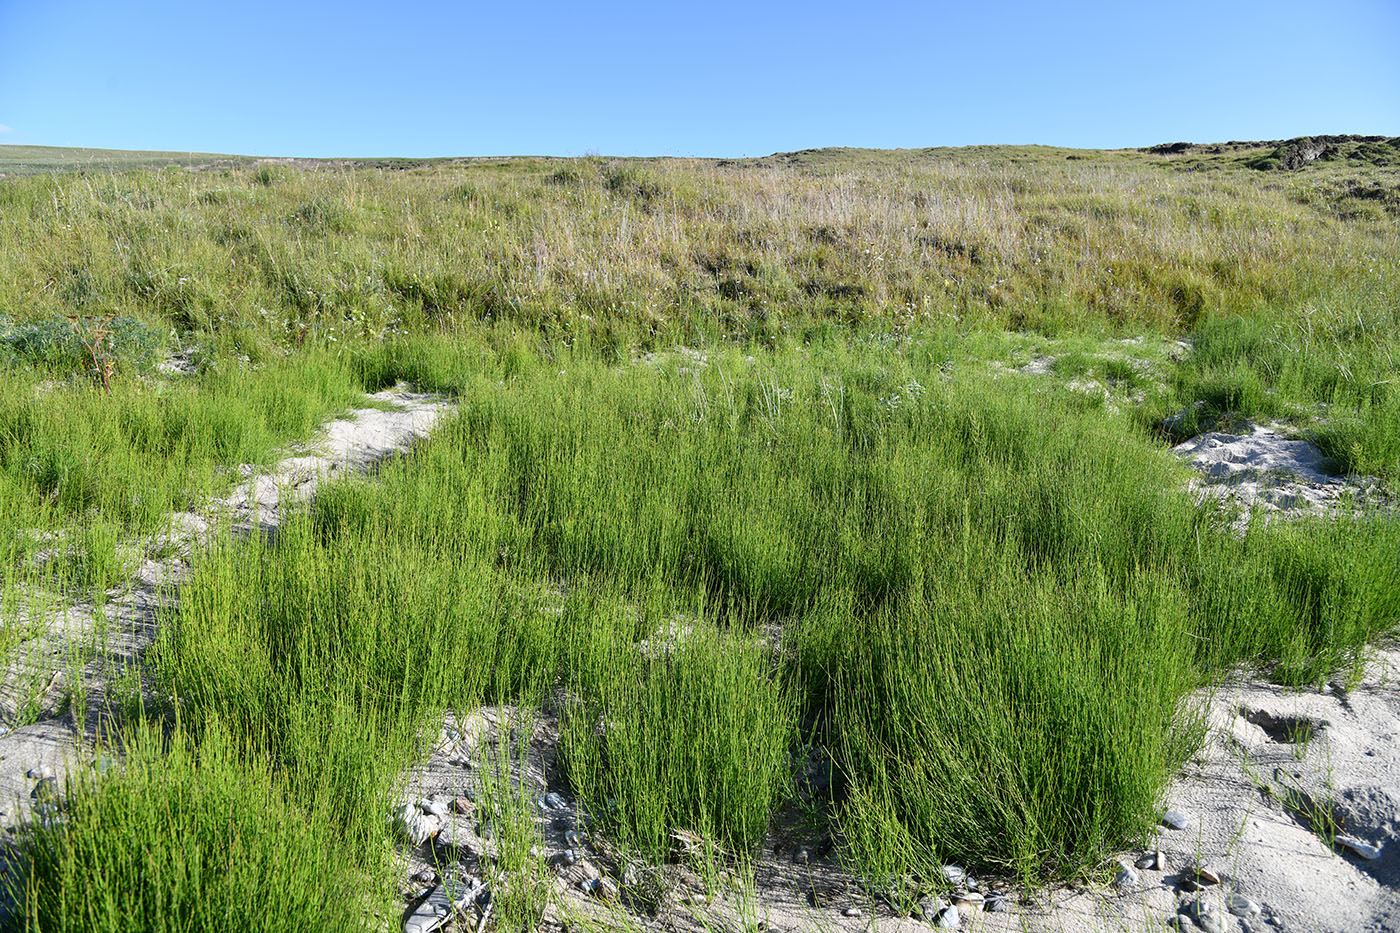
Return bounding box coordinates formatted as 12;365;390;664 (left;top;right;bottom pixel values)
792;845;812;865
934;905;960;929
1162;809;1190;830
915;897;946;922
1336;834;1382;860
564;829;584;848
412;869;437;885
390;804;439;847
30;777;60;802
555;848;579;867
952;892;984;909
450;797;472;815
25;767;53;780
580;877;618;899
1191;865;1221;885
941;864;967;885
404;877;479;933
1227;894;1261;917
1179;878;1201;893
421;798;449;818
1183;899;1224;933
543;791;567;810
1136;849;1163;870
984;892;1010;913
1113;864;1139;891
842;906;862;918
433;821;474;858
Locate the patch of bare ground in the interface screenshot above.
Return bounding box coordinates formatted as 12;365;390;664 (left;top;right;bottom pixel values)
394;647;1399;932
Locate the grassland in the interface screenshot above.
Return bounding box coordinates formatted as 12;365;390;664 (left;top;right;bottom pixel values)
0;140;1397;931
0;145;258;179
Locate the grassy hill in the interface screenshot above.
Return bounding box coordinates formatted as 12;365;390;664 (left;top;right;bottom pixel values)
0;144;259;177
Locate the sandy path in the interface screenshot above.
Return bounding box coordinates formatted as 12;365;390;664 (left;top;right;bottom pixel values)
0;385;454;829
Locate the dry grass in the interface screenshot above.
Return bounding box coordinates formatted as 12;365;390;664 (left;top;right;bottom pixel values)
1;148;1393;356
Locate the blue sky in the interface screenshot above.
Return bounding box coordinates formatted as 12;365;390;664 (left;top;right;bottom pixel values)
1;0;1396;158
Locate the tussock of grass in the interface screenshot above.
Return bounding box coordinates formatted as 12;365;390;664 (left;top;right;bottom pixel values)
557;586;796;860
12;722;380;933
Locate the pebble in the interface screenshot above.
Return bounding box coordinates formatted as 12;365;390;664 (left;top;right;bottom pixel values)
25;767;53;780
1227;893;1261;917
1113;864;1139;891
1136;849;1163;870
450;797;472;815
390;804;439;847
1162;809;1190;830
420;798;449;818
842;906;862;918
941;864;968;886
792;845;812;865
564;829;584;848
984;892;1010;913
30;777;60;802
543;791;567;810
403;877;478;933
934;905;960;929
1336;834;1382;860
915;897;946;922
555;848;579;868
412;869;437;885
580;877;618;899
1183;898;1224;933
1191;865;1221;885
433;821;473;858
952;892;984;908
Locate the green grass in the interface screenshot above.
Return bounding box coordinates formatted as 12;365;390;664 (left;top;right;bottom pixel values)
13;722;384;932
0;145;254;178
0;351;368;599
1;144;1397;931
15;343;1397;930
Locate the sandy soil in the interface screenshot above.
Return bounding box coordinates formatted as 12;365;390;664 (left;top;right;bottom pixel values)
394;648;1398;933
1174;422;1386;528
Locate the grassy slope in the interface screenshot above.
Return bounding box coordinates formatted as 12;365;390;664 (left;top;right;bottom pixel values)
0;144;257;177
1;142;1398;930
2;141;1395;468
